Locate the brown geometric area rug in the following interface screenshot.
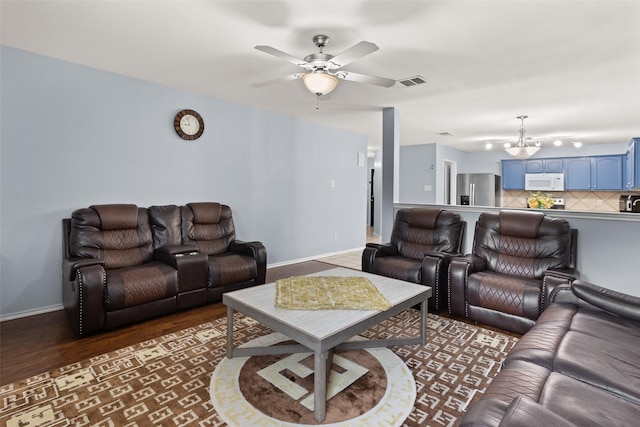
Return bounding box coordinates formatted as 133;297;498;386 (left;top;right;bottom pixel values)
0;310;518;427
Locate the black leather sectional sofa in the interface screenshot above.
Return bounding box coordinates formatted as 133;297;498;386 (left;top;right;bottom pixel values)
459;279;640;426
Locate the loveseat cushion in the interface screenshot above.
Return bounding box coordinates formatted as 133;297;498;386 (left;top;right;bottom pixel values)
208;253;257;287
104;261;178;311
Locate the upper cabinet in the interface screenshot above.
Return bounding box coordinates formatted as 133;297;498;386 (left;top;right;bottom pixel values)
564;157;591;190
564;155;623;191
502;160;525;190
592;156;624;190
502;153;627;192
624;138;640;190
525;158;564;173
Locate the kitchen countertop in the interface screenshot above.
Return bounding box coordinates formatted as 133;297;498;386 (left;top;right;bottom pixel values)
394;203;640;222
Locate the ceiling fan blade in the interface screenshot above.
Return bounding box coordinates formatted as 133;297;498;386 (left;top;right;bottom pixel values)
251;73;302;88
254;45;306;66
330;41;379;67
340;71;396;88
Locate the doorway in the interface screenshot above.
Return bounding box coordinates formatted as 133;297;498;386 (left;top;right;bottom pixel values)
443;160;457;205
368;168;375;226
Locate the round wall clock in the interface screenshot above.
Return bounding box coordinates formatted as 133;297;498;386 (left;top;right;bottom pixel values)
174;109;204;140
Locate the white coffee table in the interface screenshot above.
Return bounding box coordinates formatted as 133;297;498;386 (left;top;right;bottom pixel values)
223;267;431;423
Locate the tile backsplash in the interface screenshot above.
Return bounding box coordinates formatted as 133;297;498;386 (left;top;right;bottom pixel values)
503;190;629;212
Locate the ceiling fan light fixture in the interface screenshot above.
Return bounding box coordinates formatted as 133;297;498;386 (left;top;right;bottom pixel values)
301;71;339;96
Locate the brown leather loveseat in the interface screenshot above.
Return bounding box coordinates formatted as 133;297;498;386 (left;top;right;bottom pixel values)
62;202;266;336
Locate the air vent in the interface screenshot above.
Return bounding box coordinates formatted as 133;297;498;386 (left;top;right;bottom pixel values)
398;75;427;87
437;132;454;136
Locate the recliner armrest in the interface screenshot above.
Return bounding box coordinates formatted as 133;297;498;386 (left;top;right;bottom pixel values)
62;257;104;281
448;254;486;316
451;254;486;272
362;243;398;272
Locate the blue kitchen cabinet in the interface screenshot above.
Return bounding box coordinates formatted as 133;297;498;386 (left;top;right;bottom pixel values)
625;137;640;190
501;160;525;190
592;155;623;190
564;157;591;190
564;155;623;190
526;158;563;173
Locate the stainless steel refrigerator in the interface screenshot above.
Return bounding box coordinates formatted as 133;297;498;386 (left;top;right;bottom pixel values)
456;173;502;206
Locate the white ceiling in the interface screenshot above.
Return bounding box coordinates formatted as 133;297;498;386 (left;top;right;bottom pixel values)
2;0;639;153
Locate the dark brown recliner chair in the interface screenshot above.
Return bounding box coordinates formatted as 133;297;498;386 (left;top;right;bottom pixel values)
180;202;267;302
448;210;578;334
62;204;182;336
362;208;465;311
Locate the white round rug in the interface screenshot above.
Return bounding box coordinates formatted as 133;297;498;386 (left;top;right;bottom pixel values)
210;333;416;426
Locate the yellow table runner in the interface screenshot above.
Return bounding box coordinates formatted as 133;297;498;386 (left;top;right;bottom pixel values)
275;275;392;311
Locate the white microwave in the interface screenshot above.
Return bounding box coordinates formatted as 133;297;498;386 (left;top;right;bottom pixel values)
525;173;565;191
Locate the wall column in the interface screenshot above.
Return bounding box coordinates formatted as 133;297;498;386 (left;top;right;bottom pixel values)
381;107;400;242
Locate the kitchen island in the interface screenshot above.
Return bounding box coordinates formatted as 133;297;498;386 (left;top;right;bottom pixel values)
394;203;640;297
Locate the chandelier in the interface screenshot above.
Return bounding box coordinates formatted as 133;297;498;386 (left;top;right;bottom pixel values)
505;115;540;159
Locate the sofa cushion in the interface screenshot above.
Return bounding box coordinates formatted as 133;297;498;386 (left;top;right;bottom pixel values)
541;372;640;427
554;331;640;404
569;307;640;346
498;395;579;427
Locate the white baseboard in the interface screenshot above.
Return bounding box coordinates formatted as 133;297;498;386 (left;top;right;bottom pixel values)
267;247;363;268
0;304;64;322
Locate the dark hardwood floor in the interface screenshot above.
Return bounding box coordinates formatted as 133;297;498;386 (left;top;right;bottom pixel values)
0;259;518;386
0;260;336;386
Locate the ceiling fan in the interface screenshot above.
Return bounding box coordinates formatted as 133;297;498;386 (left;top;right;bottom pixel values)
252;34;396;96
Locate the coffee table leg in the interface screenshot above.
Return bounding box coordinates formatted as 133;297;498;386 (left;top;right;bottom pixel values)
314;349;333;423
421;298;427;345
226;306;234;359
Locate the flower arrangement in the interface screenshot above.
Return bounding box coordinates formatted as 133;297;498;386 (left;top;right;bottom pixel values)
527;191;555;209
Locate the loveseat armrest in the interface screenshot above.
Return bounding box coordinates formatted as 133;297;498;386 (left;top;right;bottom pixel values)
62;257;104;281
62;263;106;336
229;240;267;285
550;280;640;322
448;254;486;316
229;240;266;258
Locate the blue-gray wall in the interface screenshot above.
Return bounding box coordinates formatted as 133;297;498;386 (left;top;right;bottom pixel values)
0;47;369;319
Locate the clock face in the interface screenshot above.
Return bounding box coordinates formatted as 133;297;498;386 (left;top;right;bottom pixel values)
174;109;204;140
180;115;200;135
